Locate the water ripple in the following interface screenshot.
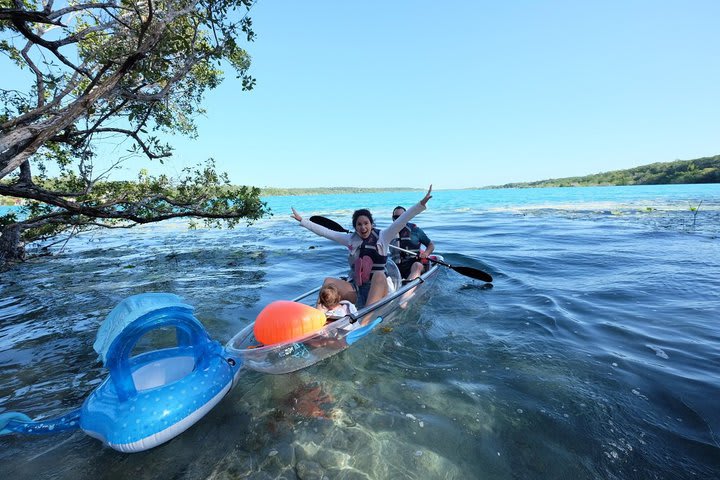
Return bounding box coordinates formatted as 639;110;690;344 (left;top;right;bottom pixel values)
1;186;719;479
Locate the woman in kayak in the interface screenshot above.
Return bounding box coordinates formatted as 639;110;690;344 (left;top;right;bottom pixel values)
291;185;433;309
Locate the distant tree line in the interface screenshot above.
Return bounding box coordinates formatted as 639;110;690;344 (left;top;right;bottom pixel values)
486;155;720;189
0;186;420;206
259;187;420;196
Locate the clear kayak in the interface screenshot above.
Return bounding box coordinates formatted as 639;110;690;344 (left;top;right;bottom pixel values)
225;256;444;374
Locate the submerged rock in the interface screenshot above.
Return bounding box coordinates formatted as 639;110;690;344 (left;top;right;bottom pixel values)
295;459;325;480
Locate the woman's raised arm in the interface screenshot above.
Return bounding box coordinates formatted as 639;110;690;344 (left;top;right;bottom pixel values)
292;208;352;245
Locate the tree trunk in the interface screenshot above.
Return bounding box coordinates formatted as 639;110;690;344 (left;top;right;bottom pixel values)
0;224;25;267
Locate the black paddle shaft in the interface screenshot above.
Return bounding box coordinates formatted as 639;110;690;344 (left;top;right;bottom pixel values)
388;244;493;283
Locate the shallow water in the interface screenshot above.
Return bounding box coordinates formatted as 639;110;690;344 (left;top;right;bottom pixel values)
1;185;719;479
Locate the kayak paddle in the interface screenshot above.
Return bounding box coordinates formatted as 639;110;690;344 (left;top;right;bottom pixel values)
389;244;493;283
309;215;493;283
309;215;349;233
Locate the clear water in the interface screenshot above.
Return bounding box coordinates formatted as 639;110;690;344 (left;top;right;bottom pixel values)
1;184;719;479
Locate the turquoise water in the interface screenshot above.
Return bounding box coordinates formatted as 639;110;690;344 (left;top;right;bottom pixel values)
1;184;719;479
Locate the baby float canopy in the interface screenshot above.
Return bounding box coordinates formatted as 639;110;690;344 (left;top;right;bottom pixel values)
0;293;243;453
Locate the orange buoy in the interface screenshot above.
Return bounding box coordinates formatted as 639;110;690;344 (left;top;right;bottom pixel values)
253;301;327;345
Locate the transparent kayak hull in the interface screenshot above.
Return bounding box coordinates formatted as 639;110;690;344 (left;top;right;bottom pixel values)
225;257;443;374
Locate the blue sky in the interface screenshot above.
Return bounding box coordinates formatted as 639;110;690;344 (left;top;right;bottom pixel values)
7;1;720;189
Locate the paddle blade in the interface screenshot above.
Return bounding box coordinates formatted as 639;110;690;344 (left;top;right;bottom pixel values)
451;265;493;283
309;215;348;233
346;317;383;345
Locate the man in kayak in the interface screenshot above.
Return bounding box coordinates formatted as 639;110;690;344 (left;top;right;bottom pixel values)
390;206;435;283
291;186;433;313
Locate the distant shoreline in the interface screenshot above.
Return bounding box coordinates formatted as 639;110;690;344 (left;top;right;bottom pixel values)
0;196;21;206
482;154;719;189
3;181;718;206
3;154;717;204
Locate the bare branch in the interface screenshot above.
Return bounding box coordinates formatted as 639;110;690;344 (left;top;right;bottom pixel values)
0;8;64;26
47;3;127;21
8;17;93;77
20;42;46;108
90;157;125;184
1;48;157;178
54;21;116;48
1;71;84;130
80;97;129;135
18;160;32;184
78;127;172;159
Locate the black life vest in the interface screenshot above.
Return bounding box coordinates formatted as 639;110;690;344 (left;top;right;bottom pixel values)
396;223;421;261
357;228;387;273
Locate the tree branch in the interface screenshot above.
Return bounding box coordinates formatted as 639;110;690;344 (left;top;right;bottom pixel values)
47;3;127;21
74;127;172;159
9;16;93;77
0;8;64;26
1;71;83;131
20;42;46;108
119;55;202;101
54;21;115;48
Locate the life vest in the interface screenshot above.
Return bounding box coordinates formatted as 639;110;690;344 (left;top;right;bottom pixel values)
350;228;387;286
395;223;421;261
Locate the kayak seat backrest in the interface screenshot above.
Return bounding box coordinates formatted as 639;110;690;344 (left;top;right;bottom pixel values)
386;259;402;292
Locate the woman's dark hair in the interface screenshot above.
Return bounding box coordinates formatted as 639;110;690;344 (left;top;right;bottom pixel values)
352;209;374;228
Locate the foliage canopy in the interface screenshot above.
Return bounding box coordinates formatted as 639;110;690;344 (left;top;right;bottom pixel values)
0;0;268;267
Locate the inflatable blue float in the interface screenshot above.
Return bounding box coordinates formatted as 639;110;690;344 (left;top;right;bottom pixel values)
0;293;243;453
